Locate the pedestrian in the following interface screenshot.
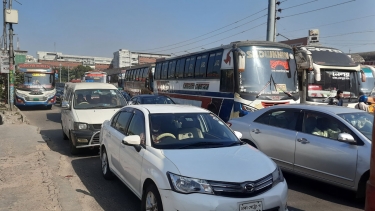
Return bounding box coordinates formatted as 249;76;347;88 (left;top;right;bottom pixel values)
355;95;369;112
328;90;344;106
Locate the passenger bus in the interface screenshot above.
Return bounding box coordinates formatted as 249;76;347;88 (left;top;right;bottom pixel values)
124;41;298;122
83;71;107;83
296;45;363;108
15;63;56;109
123;63;155;96
359;65;375;96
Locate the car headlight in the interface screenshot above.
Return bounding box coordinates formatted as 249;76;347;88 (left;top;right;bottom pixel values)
272;167;284;187
167;172;213;194
74;122;88;130
16;92;27;98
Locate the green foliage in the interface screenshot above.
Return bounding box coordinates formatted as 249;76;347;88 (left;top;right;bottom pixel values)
56;65;93;82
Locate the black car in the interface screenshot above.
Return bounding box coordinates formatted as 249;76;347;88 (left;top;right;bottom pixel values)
128;94;176;105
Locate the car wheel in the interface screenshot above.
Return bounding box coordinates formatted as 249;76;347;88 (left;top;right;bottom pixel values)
62;125;68;140
141;184;163;211
69;131;79;155
101;148;114;180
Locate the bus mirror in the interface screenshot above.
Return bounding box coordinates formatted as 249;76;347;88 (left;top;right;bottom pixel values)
295;51;313;70
313;64;321;81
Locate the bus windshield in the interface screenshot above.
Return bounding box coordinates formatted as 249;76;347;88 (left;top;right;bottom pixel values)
303;47;357;67
239;46;297;95
17;73;54;91
360;67;375;95
308;70;359;98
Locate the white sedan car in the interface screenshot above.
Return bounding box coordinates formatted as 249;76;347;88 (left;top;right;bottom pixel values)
99;104;288;211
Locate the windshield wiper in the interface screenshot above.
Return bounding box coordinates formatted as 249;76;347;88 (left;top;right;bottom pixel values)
270;75;297;101
179;142;225;149
256;81;271;98
36;81;46;91
226;142;242;147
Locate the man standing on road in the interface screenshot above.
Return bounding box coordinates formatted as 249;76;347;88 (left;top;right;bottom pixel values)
328;90;344;106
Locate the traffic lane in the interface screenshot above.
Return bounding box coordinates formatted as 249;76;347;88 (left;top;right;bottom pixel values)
285;172;364;211
71;156;141;211
19;105;365;211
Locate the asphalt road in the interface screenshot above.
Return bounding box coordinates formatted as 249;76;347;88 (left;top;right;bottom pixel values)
21;105;365;211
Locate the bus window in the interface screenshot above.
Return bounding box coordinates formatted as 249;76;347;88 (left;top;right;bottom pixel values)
168;60;176;79
155;63;162;80
184;58;191;78
212;51;223;78
177;58;185;79
187;56;196;78
162;62;168;79
194;56;202;78
135;69;140;81
220;69;234;92
139;68;145;81
207;53;216;78
142;68;148;81
199;54;208;78
129;70;134;81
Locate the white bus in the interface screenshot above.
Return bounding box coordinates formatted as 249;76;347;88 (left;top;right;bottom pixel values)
296;45;363;107
83;71;107;83
152;41;300;122
15;63;57;109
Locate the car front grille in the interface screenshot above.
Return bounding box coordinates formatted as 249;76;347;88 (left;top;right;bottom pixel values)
91;132;100;144
208;174;273;198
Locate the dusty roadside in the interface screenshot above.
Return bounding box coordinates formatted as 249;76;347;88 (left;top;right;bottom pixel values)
0;104;104;211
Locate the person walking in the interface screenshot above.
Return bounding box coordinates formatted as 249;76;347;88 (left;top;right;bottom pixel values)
328;90;344;106
355;95;369;112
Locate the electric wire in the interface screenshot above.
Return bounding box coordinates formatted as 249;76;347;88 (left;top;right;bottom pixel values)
135;8;267;52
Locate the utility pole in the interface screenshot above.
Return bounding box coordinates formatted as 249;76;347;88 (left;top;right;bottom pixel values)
59;63;61;83
2;0;6;49
266;0;276;41
8;0;14;110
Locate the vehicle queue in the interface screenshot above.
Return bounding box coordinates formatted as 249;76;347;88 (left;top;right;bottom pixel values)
56;40;373;211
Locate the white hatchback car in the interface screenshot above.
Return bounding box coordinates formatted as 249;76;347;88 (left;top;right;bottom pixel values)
99;104;288;211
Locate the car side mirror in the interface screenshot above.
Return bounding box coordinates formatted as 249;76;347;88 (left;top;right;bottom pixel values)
234;131;243;139
61;101;70;110
337;133;356;144
122;135;141;146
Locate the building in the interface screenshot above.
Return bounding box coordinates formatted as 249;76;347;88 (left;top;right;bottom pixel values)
37;51;113;70
356;51;375;65
112;49;171;68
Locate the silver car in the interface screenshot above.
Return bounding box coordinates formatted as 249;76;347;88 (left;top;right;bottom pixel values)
228;104;371;197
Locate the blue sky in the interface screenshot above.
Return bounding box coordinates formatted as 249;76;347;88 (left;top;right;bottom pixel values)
3;0;375;58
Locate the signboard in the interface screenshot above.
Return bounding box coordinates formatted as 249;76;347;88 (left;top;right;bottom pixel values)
279;37;308;47
18;63;51;69
0;51;9;73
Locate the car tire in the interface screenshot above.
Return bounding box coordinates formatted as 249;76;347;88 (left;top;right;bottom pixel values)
69;131;79;155
141;184;163;211
101;148;114;180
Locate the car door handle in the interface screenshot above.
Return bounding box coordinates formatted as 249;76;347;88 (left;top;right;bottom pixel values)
297;138;310;144
252;129;261;134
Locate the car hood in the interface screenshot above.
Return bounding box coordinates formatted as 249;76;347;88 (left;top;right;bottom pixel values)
162;145;276;182
74;109;119;124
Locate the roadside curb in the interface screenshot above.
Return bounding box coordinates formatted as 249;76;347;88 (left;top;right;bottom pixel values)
13;105;30;125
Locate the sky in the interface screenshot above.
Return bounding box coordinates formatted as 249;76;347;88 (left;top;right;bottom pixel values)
2;0;374;58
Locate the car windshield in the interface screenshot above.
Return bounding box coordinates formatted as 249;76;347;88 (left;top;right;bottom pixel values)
141;96;175;104
73;89;127;109
149;113;240;149
338;112;373;141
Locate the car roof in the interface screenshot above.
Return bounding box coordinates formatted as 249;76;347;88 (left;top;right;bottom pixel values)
136;94;168;98
70;82;117;90
125;104;210;114
263;104;366;115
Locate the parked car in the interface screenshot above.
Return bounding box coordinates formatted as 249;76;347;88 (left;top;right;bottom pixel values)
228;104;372;197
61;82;127;155
99;104;288;211
127;94;176;105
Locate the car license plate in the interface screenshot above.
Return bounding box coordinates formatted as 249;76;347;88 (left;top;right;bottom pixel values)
33;98;39;101
239;201;262;211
